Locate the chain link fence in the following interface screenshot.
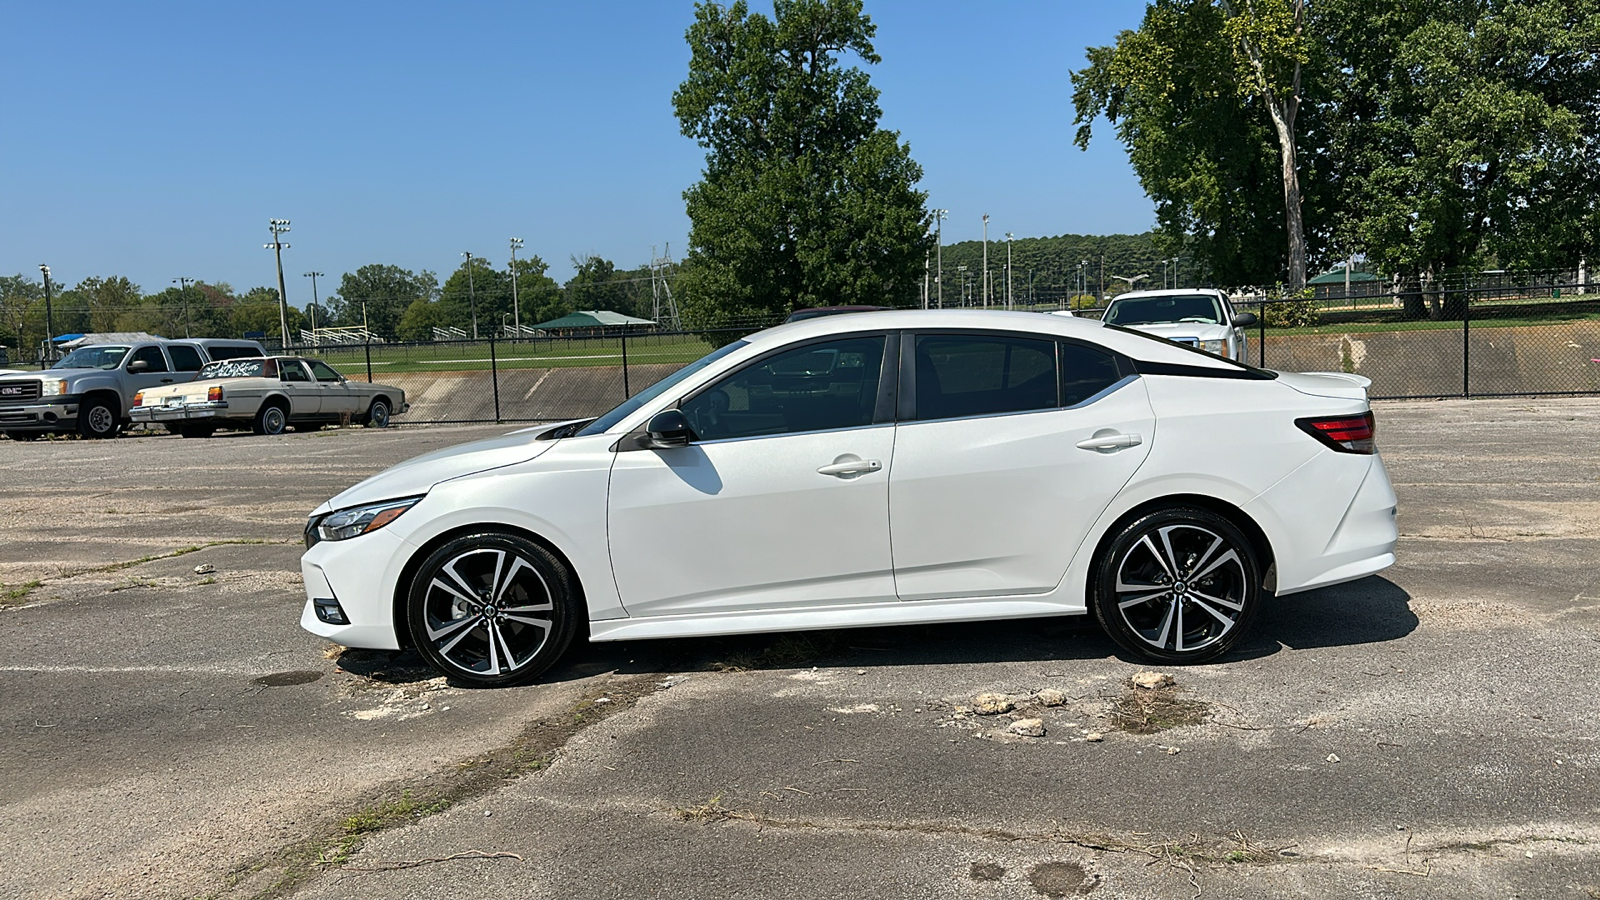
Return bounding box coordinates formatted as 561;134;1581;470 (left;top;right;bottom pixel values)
274;281;1599;424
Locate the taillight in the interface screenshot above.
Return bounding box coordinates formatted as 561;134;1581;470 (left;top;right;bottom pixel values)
208;385;223;402
1296;411;1376;454
131;391;145;407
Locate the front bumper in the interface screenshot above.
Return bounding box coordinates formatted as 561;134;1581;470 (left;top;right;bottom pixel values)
129;401;229;423
299;526;412;650
0;399;79;430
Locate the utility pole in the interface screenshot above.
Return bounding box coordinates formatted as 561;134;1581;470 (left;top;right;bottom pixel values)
981;214;990;308
932;209;947;308
172;277;194;338
922;250;930;309
39;265;54;365
461;251;479;339
509;237;524;333
264;220;291;348
1005;233;1014;309
303;272;324;339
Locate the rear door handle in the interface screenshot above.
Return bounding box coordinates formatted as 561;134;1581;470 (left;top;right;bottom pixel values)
817;458;883;477
1076;432;1142;451
160;378;175;383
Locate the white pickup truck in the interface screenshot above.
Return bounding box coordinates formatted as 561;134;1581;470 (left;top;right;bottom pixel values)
1088;288;1259;362
0;337;265;440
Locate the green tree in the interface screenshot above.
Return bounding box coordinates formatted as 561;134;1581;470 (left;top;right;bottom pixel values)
438;255;507;337
1072;0;1328;289
564;255;643;317
1325;0;1600;317
396;298;449;341
673;0;931;328
230;287;305;342
0;274;45;353
330;264;438;339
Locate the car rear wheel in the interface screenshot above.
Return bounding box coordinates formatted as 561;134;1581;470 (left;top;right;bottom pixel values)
364;398;391;428
407;532;579;687
78;398;120;439
1092;507;1261;664
253;402;288;436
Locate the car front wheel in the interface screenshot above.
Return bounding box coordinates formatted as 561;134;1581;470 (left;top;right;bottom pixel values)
406;532;579;687
364;398;391;428
78;399;120;439
1092;507;1261;664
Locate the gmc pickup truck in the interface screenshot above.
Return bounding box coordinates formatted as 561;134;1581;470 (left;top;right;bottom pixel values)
0;338;266;440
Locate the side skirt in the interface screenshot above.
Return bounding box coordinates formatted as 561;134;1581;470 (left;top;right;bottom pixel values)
588;596;1089;643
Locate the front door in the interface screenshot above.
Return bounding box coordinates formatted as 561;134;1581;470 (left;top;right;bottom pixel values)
607;334;897;618
277;360;322;415
889;334;1155;600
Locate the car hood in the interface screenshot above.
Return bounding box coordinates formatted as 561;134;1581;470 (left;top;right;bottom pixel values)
1275;370;1373;400
315;430;558;515
1125;322;1231;341
4;367;102;381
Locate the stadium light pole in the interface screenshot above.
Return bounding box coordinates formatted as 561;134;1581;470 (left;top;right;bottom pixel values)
303;272;324;336
172;277;194;338
981;214;990;308
957;264;969;307
39;265;54;364
932;209;948;308
264;219;291;348
509;237;524;333
461;251;479;339
1005;233;1014;309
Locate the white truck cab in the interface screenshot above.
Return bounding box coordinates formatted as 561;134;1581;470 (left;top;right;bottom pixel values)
1086;288;1259;362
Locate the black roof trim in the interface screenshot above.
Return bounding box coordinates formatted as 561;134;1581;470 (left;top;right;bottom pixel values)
1132;359;1277;380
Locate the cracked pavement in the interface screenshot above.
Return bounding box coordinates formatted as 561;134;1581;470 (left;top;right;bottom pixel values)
2;400;1599;899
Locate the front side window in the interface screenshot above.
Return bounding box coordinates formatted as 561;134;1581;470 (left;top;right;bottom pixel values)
913;334;1057;421
683;335;886;441
307;360;343;382
578;340;748;437
129;346;169;373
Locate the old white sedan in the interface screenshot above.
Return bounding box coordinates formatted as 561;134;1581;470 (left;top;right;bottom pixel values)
130;356;407;437
300;310;1397;686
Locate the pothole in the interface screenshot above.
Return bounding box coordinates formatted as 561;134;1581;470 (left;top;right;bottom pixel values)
253;670;324;687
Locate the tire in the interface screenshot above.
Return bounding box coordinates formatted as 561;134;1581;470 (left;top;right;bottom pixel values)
178;423;216;439
1091;506;1261;664
253;402;289;436
364;397;391;428
78;398;120;439
406;532;579;687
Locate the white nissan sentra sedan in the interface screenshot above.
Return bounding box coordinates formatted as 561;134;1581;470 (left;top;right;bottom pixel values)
300;310;1397;686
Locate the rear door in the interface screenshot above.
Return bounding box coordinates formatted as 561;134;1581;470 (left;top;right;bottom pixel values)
888;333;1154;600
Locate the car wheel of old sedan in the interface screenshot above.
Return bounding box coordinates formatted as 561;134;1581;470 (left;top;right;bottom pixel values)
253;402;288;436
1092;507;1261;664
364;398;391;428
78;398;120;439
406;532;579;687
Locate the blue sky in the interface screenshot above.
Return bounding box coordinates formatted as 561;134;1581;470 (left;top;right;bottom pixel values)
3;1;1152;305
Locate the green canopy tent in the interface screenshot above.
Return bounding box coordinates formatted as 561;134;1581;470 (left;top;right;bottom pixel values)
527;310;657;334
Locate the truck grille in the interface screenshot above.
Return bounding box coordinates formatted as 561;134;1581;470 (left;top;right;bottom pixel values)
0;380;41;404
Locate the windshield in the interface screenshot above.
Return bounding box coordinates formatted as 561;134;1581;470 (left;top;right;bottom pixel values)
1105;295;1223;326
199;358;272;379
53;345;130;370
576;340;748;436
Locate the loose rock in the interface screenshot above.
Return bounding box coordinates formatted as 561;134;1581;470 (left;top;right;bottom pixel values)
1036;688;1067;707
1131;671;1175;690
1085;732;1104;742
193;564;215;575
1326;753;1341;763
972;693;1014;715
1007;718;1046;737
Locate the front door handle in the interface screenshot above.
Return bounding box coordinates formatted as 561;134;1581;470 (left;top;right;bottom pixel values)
1076;432;1143;451
160;378;175;384
817;458;883;478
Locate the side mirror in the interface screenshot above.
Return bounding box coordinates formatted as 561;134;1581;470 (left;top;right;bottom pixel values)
127;360;150;373
645;409;694;448
1231;311;1259;328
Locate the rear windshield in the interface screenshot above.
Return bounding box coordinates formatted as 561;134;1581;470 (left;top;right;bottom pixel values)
199;358;275;379
206;345;266;361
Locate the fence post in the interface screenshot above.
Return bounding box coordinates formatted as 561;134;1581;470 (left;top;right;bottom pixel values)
1257;300;1266;369
490;335;501;422
364;341;372;383
1461;291;1470;398
621;332;631;399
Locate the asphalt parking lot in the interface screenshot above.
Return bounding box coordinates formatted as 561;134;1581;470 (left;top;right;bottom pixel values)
3;400;1599;900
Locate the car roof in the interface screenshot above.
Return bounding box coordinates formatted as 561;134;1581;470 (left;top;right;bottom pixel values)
1110;288;1227;302
744;308;1241;370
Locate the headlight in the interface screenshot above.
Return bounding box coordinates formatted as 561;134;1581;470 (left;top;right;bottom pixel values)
310;497;422;544
41;380;69;396
1200;339;1226;355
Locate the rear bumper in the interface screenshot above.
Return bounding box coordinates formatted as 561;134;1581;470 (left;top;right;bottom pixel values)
129;401;229;423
